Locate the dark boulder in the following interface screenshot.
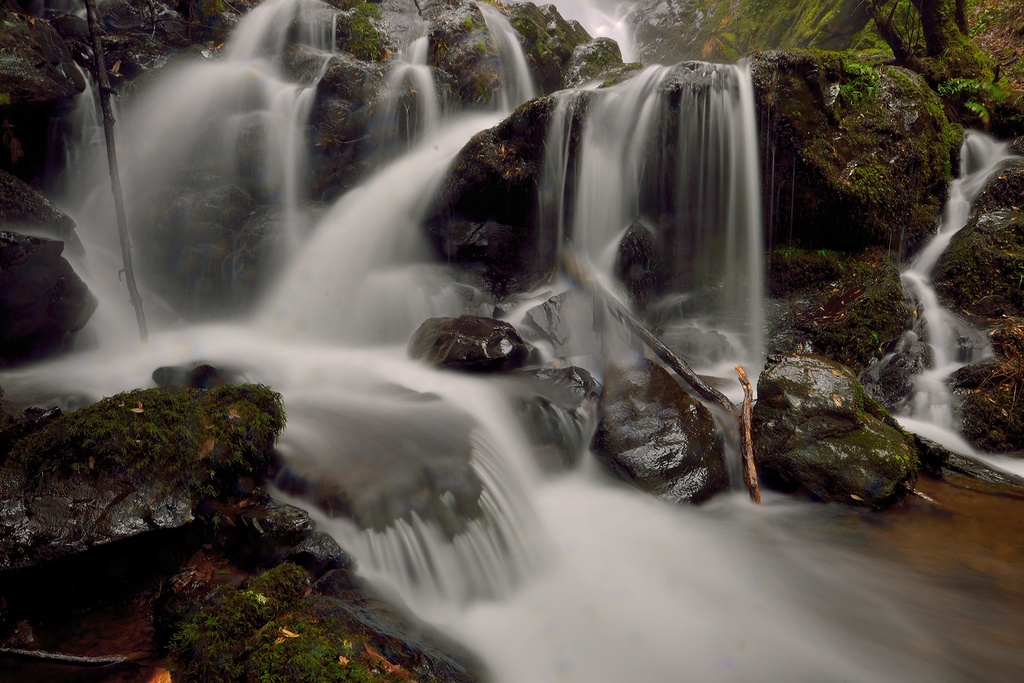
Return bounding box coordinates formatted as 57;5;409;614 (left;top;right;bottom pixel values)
753;354;918;506
409;315;529;373
592;359;729;504
508;2;591;94
0;384;285;571
0;231;97;365
0;7;83;183
615;217;660;311
750;50;958;259
859;332;933;413
0;169;81;252
425;96;575;297
152;361;248;389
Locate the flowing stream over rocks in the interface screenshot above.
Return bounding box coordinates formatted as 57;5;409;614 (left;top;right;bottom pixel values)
5;0;1024;680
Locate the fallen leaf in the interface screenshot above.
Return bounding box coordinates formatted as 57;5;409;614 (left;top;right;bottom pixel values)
281;628;300;638
88;456;95;470
131;401;144;413
147;668;173;683
850;494;864;501
228;408;241;420
111;60;121;74
338;655;350;666
831;394;842;407
275;637;285;645
198;438;216;456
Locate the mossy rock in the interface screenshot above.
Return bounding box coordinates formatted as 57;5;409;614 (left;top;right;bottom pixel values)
767;247;911;372
169;563;482;683
753;353;918;507
750;50;959;259
427;2;502;107
951;320;1024;453
509;2;594;93
0;384;285;570
335;4;389;63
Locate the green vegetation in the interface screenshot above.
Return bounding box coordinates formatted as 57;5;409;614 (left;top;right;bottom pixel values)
8;384;285;496
170;563;408;683
336;5;386;62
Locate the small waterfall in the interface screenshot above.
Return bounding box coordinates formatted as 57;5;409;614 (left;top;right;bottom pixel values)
544;61;765;376
896;133;1020;429
478;3;537;111
372;31;442;151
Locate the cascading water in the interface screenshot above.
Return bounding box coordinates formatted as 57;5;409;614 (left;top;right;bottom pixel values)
7;1;1024;680
543;60;765;383
874;133;1022;444
478;2;537;111
372;30;443;151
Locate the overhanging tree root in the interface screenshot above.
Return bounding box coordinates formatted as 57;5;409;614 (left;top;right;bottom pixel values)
736;365;761;504
84;0;148;342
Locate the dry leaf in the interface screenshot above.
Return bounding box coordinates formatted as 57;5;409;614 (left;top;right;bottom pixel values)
147;668;173;683
228;408;241;420
831;394;842;407
111;60;121;74
131;401;145;413
88;456;95;470
275;637;285;645
338;655;350;666
850;494;864;501
198;438;216;456
281;628;300;638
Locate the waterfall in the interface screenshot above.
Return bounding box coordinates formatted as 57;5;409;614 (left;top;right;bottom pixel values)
372;31;443;151
885;133;1020;438
545;61;765;379
478;2;537;111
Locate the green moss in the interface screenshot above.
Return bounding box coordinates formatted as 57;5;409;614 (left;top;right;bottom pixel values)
336;5;386;62
0;93;10;106
170;563;402;683
8;384;285;496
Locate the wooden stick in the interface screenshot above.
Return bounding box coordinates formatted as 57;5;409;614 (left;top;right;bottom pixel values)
735;365;761;504
561;251;736;414
84;0;148;342
0;647;127;667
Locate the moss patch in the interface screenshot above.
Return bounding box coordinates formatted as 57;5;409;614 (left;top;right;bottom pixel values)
336;5;387;62
8;384;285;496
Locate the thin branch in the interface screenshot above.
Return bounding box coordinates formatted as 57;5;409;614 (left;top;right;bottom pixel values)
84;0;148;342
0;647;127;667
736;365;761;504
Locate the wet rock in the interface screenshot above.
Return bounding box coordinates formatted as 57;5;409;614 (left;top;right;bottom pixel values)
508;2;592;94
426;96;574;297
509;365;599;472
592;359;728;504
273;395;484;537
615;217;659;311
860;333;933;412
933;209;1024;319
0;231;97;365
0;7;83;183
970;164;1024;217
409;315;529;373
950;321;1024;453
524;289;600;359
426;1;502;107
0;405;61;464
0;384;285;571
284;530;354;576
152;361;248;389
749;50;957;259
566;37;629;87
308;53;386;200
753;354;918;507
0;169;81;251
766;247;911;372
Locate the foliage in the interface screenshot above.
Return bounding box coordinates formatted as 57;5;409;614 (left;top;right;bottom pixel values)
937;76;1001;125
169;563;406;683
7;384;285;496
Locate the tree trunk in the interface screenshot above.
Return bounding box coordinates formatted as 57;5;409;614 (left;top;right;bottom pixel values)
910;0;963;57
84;0;148;342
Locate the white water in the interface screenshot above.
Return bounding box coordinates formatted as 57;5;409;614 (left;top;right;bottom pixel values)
373;32;443;150
897;134;1020;437
479;3;538;111
8;1;1024;681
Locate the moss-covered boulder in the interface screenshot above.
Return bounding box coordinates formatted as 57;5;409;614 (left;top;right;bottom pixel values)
427;1;502;107
950;320;1024;453
630;0;872;65
753;354;918;506
334;1;389;63
592;359;729;504
766;247;911;372
168;562;483;683
508;1;592;94
750;50;959;258
0;384;284;571
933;166;1024;319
